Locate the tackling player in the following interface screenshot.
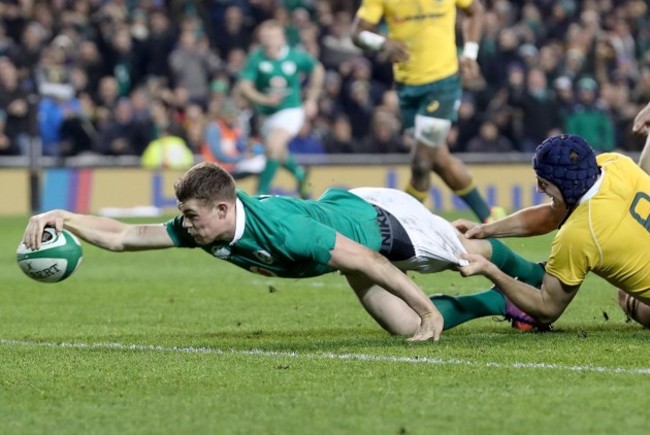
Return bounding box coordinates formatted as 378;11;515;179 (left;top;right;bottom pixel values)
456;134;650;328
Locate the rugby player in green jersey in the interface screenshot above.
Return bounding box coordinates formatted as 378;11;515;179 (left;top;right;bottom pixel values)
237;20;324;199
23;163;545;342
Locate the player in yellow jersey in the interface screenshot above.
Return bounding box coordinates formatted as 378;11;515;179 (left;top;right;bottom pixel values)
351;0;505;223
454;134;650;328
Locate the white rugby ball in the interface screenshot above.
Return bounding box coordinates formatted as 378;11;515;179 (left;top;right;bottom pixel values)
16;228;83;283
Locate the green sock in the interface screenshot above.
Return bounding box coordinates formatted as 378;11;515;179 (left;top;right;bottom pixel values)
282;154;305;182
257;159;281;195
430;289;506;330
457;187;491;222
489;239;545;287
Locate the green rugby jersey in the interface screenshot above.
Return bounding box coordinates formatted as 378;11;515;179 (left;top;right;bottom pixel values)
165;189;382;278
239;46;316;115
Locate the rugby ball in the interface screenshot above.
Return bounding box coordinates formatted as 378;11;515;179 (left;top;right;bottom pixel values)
16;228;83;283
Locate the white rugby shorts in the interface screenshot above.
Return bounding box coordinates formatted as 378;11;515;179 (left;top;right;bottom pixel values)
262;107;305;138
350;187;468;272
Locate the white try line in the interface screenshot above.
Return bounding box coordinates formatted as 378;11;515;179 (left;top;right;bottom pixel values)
2;338;649;375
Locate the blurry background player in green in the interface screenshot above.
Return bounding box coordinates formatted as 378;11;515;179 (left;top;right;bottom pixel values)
23;163;546;343
351;0;505;223
237;20;325;198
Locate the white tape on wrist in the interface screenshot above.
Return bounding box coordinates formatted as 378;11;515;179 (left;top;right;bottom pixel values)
358;30;386;51
462;42;479;61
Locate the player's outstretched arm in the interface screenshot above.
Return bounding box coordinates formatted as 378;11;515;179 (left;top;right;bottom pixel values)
454;203;565;239
23;209;174;252
328;233;443;342
457;253;578;324
633;101;650;136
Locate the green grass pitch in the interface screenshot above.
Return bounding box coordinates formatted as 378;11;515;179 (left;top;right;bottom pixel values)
1;215;649;435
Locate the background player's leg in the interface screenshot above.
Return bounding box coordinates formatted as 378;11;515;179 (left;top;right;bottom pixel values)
430;143;494;222
406;142;433;201
257;127;292;195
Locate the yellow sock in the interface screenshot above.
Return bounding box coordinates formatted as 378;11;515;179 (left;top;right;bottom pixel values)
453;182;476;197
405;182;429;202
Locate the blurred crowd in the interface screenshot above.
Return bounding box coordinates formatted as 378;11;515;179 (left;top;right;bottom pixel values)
0;0;648;162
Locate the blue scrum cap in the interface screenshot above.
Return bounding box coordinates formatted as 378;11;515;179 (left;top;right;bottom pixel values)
532;134;600;207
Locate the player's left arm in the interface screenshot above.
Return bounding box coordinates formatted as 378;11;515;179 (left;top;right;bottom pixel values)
458;252;580;324
304;59;325;119
458;0;485;82
328;233;444;341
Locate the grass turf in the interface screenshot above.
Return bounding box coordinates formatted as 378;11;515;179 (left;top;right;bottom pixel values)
1;215;649;435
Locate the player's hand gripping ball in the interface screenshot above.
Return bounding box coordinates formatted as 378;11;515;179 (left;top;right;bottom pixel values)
16;227;83;283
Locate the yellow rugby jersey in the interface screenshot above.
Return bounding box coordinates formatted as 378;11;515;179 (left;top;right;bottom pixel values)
357;0;473;85
546;153;650;303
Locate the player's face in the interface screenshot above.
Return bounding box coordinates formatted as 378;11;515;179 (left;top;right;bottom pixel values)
260;27;286;58
536;176;565;208
178;198;229;245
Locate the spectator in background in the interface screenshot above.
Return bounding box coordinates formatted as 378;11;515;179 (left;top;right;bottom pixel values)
360;110;408;154
0;109;21;155
103;25;145;97
142;9;177;85
451;93;481;152
168;29;221;106
223;48;247;85
141;128;194;170
94;76;121;128
97;97;150;156
565;76;615;152
201;98;265;179
0;57;30;154
601;74;641;151
76;40;103;96
322;113;360;154
466;119;514;153
59;92;96;157
509;67;562;152
38;95;81;157
553;75;575;123
12;21;45;81
342;78;373;143
320;10;361;70
212;5;252;60
0;24;18;60
317;70;344;120
489;28;523;90
288;120;325;154
183;102;207;154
